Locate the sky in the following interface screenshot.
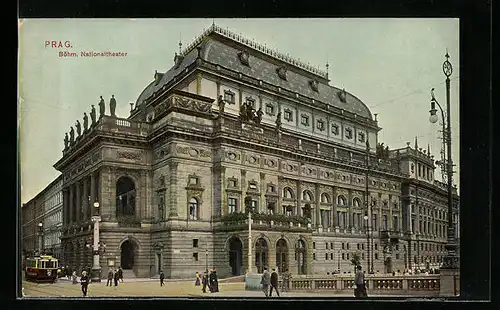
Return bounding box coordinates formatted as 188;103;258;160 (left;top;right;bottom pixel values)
18;18;460;204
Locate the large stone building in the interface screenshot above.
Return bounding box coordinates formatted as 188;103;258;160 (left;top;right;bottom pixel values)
21;175;63;261
50;24;458;279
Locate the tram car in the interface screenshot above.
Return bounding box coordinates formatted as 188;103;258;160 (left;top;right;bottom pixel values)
25;255;59;283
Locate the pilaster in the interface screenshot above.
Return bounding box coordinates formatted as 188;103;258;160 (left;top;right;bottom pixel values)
168;161;179;218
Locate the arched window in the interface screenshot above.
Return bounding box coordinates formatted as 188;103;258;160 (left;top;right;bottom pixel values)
337;195;347;206
116;176;136;217
302;190;313;201
283;187;294;199
320;193;330;204
353;198;361;208
189;197;199;220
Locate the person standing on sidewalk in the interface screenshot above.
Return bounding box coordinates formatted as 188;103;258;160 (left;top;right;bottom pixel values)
195;271;201;287
201;270;208;293
354;265;367;298
118;266;124;282
80;271;90;297
72;271;78;284
160;270;165;287
106;269;114;286
113;269;120;287
269;268;280;297
261;267;271;297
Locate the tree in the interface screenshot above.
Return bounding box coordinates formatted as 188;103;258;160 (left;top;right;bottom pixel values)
350;252;361;273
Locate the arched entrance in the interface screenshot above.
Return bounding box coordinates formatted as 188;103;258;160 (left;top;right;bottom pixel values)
228;237;243;276
116;176;136;216
120;240;135;270
296;239;307;275
255;238;268;273
276;239;288;273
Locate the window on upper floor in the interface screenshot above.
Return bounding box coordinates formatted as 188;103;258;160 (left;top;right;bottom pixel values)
224;90;235;104
265;103;275;116
316;119;325;131
228;198;237;214
358;132;365;143
301;114;310;126
246;97;256;109
345;127;353;139
284;109;293;122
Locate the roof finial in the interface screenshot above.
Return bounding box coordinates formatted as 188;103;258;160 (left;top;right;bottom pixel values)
326;60;329;79
427;143;431;156
445;48;449;59
414;136;419;150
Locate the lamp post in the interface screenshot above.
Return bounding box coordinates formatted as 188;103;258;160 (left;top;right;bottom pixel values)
337;250;340;272
364;214;370;273
37;222;43;255
245;196;254;274
429;51;458;271
91;201;102;282
205;247;208;272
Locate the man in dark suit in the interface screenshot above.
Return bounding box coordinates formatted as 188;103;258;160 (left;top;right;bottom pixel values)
269;268;280;297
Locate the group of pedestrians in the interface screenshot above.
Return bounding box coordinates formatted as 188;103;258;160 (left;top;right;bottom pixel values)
200;269;219;293
261;267;280;297
107;267;124;287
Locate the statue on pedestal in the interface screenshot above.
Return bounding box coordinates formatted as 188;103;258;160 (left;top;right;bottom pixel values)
246;103;254;121
254;107;263;124
239;103;247;121
275;112;282;130
75;120;82;137
90;105;96;124
109;95;117;117
83;113;89;131
217;95;225;114
69;127;75;144
64;133;69;149
98;96;105;118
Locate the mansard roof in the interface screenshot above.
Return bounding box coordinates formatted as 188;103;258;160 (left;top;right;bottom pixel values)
135;24;373;119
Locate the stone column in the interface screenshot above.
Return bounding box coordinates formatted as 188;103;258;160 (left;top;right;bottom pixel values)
277;175;283;214
332;186;337;229
69;184;74;224
389;194;393;231
296;180;302;216
315;184;321;227
260;172;265;213
83;177;89;220
63;188;69;226
220;166;226;216
75;181;81;223
90;172;96;215
168;161;179;218
241;169;246;212
348;189;353;228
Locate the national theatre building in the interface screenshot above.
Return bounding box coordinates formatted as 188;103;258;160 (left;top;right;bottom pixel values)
51;24;459;279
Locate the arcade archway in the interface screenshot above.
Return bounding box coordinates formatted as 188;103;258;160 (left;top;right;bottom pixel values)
255;238;269;273
276;238;288;273
120;240;135;270
228;237;243;276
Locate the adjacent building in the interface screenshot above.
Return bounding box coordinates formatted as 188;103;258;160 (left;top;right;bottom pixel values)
46;24;459;279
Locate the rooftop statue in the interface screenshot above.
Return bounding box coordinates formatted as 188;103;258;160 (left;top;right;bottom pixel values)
75;120;82;137
98;96;105;118
83;113;89;131
64;132;69;149
69;126;75;144
110;95;117;117
90;105;97;124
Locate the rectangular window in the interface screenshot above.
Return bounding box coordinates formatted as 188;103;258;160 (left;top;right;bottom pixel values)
374;243;378;250
267;185;275;193
347;253;350;260
325;253;328;260
228;198;237;213
265;103;275;115
357;243;360;250
192;253;199;261
229;179;237;187
330;253;333;260
313;253;316;260
326;242;329;250
342;253;345;260
382;214;388;230
224;90;235;104
330;242;333;249
362;253;365;260
372;214;378;230
301;115;309;126
316;119;325;131
374;253;378;260
342;243;345;250
347;243;350;250
249;182;258;190
345;127;353;139
396;253;400;259
358;132;365;142
284;110;293;121
313;242;316;249
193;239;198;248
393;215;398;230
189;177;198;185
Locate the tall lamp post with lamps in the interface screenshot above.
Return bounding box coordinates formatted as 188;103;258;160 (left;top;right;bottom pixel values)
37;222;44;256
90;201;103;282
429;51;459;296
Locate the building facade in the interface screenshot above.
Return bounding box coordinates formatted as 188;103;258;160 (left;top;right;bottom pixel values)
21;175;63;262
51;24;458;279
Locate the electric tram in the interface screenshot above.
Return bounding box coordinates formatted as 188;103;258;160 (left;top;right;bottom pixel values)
25;255;59;283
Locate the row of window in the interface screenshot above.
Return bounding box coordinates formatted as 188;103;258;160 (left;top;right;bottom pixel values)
313;252;384;261
44;192;63;211
413;242;446;252
415;206;448;220
411;219;448;237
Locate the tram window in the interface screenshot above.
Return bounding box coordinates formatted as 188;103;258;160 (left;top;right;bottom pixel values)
40;261;45;268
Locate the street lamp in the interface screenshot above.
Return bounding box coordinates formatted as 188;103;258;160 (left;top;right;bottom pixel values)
337;250;340;272
205;248;208;272
428;51;458;271
37;222;43;255
90;201;102;282
364;214;370;273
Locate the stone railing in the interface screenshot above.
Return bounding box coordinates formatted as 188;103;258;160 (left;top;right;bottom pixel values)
95;115;150;137
276;274;440;296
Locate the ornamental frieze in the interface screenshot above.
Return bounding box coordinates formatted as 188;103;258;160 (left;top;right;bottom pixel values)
172;95;212;113
176;146;212;159
117;151;142;161
225;150;241;161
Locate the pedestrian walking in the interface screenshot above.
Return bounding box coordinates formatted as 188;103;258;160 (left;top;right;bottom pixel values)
209;269;219;293
195;271;201;286
72;271;78;284
118;266;124;282
270;268;280;297
80;271;90;297
201;270;208;293
354;265;367;298
160;270;165;287
106;269;114;286
113;269;119;287
260;267;271;297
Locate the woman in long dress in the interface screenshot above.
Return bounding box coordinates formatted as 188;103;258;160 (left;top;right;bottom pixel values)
195;272;201;286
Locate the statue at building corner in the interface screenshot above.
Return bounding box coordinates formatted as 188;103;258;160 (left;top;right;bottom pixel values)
98;96;105;118
275;111;282;130
83;112;89;131
246;102;254;121
239;103;247;121
254;107;263;124
109;95;117;117
90;105;97;124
